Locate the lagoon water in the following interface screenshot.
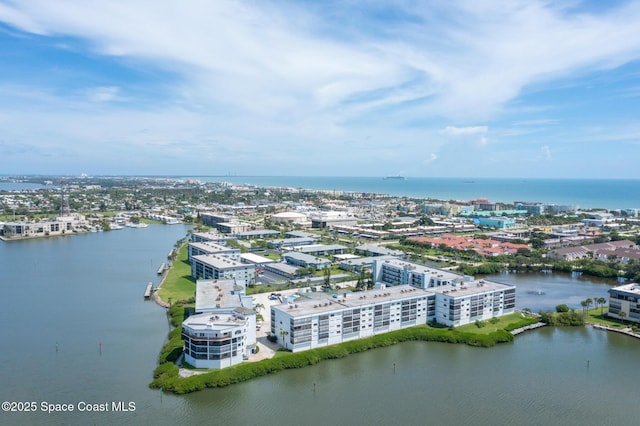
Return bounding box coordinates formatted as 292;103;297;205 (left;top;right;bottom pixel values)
1;226;640;425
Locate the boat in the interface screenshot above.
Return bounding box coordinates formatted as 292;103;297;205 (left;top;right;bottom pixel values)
126;222;148;228
383;176;406;180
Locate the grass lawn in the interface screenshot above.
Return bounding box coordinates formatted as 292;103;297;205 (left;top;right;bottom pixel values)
157;244;196;303
313;264;346;277
456;312;535;335
584;307;628;328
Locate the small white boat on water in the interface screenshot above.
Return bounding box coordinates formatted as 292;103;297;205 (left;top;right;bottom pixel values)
126;222;148;228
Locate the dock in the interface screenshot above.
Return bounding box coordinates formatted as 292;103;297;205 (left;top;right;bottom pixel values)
144;282;153;299
591;323;640;340
157;263;166;275
511;322;546;335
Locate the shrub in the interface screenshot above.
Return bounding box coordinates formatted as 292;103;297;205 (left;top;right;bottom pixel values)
150;324;518;394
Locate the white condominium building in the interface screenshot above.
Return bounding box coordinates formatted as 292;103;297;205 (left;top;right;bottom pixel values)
270;259;517;353
188;241;241;262
271;285;435;353
373;258;464;288
182;279;256;369
430;280;516;325
182;309;255;369
191;254;255;285
608;283;640;323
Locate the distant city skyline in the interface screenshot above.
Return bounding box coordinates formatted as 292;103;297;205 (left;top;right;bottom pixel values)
1;1;640;178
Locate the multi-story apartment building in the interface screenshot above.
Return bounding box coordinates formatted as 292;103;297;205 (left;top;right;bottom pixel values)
373;258;516;325
191;254;255;285
270;277;516;352
271;285;435;352
608;283;640;323
373;258;463;288
188;241;241;262
182;279;256;369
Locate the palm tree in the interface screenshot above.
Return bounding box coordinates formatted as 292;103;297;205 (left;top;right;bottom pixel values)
618;311;627;325
597;297;607;314
580;300;588;315
585;298;593;313
279;330;289;349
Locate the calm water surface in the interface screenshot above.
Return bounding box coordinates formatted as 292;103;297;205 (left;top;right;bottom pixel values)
1;228;639;425
191;176;640;209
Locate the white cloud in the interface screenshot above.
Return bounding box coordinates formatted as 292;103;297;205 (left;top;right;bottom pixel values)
1;1;640;176
1;1;639;122
541;145;552;161
440;126;488;137
424;153;438;164
85;86;121;102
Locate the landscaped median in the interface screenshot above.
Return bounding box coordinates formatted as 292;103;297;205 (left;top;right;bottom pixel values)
150;312;539;395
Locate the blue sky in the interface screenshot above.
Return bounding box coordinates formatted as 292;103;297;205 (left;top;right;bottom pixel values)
1;0;640;178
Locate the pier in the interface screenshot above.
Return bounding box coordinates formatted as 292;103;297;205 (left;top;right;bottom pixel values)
157;263;166;275
591;323;640;340
144;282;153;299
510;322;546;335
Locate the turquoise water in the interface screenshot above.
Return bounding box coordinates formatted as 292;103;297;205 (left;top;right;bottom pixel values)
189;176;640;209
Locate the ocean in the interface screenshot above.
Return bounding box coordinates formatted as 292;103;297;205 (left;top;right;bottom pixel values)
187;176;640;210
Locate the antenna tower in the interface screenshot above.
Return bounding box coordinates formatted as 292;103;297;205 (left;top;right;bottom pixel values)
59;178;70;216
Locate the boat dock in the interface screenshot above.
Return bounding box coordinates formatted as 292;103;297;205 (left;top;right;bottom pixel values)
144;282;153;299
511;322;546;335
157;263;166;275
591;323;640;340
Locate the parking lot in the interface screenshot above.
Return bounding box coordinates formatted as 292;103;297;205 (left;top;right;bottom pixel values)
254;269;287;287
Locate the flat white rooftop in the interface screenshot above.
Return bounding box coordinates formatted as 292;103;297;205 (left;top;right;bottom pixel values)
183;312;246;331
378;258;461;281
190;241;236;252
196;279;244;312
610;283;640;295
429;279;515;298
272;285;433;318
193;254;249;269
240;253;274;264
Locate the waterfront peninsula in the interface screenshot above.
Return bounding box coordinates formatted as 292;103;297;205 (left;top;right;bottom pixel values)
3;175;640;394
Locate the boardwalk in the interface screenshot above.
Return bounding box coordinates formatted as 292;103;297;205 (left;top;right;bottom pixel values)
591;323;640;340
510;322;546;335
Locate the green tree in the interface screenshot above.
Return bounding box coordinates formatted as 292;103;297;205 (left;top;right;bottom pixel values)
585;298;593;312
580;300;588;314
323;267;331;288
279;330;289;349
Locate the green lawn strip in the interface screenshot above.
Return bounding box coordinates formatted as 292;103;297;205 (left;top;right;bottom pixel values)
584;307;628;328
157;244;196;303
150;324;514;394
456;313;539;335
